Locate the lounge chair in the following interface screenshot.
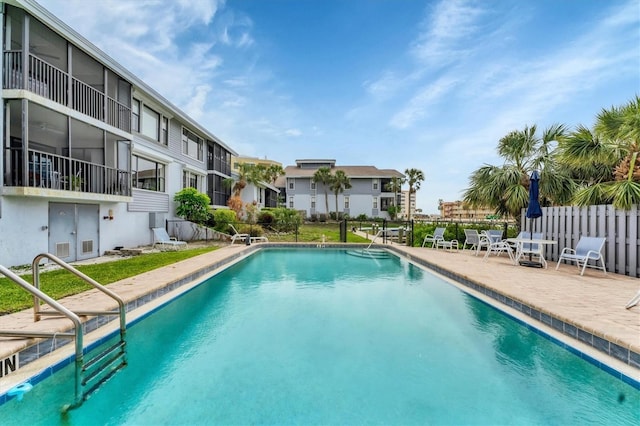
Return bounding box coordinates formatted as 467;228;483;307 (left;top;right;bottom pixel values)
152;227;187;250
229;224;269;244
514;232;546;268
422;227;445;248
555;236;606;275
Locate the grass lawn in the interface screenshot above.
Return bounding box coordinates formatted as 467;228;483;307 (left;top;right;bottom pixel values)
265;223;371;243
0;246;218;315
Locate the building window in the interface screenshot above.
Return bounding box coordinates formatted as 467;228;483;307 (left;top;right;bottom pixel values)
310;181;316;190
183;170;202;191
132;99;140;132
161;117;169;145
288;179;295;190
344;196;350;209
208;143;231;175
373;197;378;209
372;179;379;191
311;196;316;209
182;128;204;161
132;155;165;191
289;197;294;208
142;106;160;141
207;173;231;206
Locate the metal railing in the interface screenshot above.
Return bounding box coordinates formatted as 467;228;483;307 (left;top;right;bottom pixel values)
0;253;127;410
4;148;131;196
3;50;131;132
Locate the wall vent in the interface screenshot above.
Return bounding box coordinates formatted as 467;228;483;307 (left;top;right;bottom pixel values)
56;242;70;258
82;240;93;254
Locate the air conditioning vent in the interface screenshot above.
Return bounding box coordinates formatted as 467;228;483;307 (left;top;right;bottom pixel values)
56;242;70;258
82;240;93;254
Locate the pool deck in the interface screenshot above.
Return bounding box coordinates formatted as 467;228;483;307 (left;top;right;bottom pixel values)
0;241;639;392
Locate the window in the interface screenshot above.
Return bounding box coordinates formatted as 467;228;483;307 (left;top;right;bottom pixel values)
373;197;378;209
182;128;204;161
142;106;160;141
311;196;316;209
372;179;379;191
288;179;295;190
207;174;231;206
289;197;294;208
207;143;231;175
132;99;140;132
344;196;350;209
132;155;165;191
161;117;168;145
183;170;202;191
310;181;316;190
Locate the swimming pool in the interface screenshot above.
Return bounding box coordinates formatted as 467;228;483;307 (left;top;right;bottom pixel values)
1;248;638;424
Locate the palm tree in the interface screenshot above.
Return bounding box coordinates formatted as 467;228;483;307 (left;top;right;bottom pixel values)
463;124;575;223
312;166;333;216
558;96;640;209
404;168;424;220
329;170;352;220
264;164;285;186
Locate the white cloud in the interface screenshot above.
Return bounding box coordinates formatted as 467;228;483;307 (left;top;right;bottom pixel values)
284;129;302;137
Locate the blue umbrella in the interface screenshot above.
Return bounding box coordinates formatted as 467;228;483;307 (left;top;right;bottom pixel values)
526;170;542;224
522;171;542;266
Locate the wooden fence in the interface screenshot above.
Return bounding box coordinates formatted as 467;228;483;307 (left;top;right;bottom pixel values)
521;204;639;277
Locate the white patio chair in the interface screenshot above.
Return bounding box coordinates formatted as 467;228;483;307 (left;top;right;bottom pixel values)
481;231;514;263
422;227;446;248
152;227;187;250
463;229;481;251
229;224;269;244
555;236;607;275
514;232;546;268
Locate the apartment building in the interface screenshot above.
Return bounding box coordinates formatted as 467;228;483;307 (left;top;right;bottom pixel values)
0;0;236;267
279;159;404;219
399;190;416;220
438;200;499;221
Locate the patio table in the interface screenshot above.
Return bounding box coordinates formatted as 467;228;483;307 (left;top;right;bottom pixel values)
506;238;557;268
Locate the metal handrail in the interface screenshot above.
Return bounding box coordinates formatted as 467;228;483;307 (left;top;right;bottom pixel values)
31;253;127;339
0;265;84;407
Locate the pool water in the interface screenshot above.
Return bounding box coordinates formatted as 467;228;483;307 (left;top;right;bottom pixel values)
1;249;638;424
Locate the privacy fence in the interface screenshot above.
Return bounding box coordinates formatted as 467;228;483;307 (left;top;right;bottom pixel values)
521;204;639;278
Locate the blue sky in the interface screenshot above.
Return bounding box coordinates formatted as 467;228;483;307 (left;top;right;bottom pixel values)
38;0;639;214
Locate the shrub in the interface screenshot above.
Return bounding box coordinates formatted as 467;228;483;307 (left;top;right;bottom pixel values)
213;209;237;233
258;210;275;228
271;207;302;232
174;188;210;222
237;224;265;237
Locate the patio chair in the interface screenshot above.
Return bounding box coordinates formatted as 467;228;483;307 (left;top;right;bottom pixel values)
475;230;501;256
514;232;546;268
422;227;446;248
463;229;481;251
229;224;269;244
481;231;514;263
555;236;607;276
152;227;187;250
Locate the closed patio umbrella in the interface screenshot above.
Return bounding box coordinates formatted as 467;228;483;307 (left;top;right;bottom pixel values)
526;170;542;231
522;170;543;266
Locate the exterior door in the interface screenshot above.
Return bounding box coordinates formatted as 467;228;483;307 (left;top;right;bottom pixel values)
49;203;99;262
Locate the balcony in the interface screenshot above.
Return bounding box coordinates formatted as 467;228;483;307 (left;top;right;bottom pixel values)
4;148;131;198
3;51;131;133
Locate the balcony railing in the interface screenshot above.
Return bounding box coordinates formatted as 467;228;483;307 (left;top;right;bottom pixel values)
5;148;131;197
3;51;131;133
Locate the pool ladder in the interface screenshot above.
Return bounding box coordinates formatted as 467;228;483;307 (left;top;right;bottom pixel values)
0;253;127;411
